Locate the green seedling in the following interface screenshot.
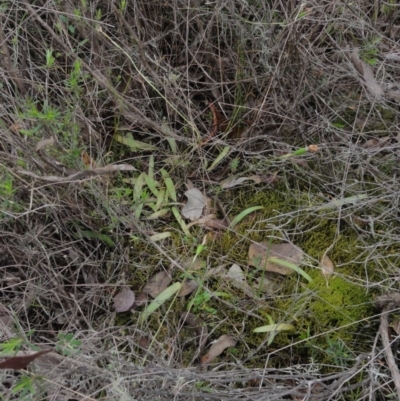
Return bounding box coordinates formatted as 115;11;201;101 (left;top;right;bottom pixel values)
12;375;38;400
0;337;23;356
45;49;55;69
56;332;82;356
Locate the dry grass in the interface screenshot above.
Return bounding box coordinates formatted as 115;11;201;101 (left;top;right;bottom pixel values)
1;0;400;399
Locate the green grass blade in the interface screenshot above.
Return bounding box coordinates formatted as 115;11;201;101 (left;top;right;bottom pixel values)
161;169;177;202
207;146;230;172
268;257;312;282
134;172;145;202
229;206;263;228
144;174;159;197
171;206;191;237
115;133;157;151
139;282;182;323
253;323;295;333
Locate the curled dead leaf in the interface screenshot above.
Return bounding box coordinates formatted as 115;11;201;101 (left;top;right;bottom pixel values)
178;280;198;297
142;269;172;298
0;349;52;370
248;242;303;275
321;254;335;277
131;292;149;310
113;288;135;312
221;175;262;189
182;188;208;221
200;335;237;365
348;47;384;97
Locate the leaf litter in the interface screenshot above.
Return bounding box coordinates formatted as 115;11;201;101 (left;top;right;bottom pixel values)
200;335;237;365
113;288;135;312
248;242;304;275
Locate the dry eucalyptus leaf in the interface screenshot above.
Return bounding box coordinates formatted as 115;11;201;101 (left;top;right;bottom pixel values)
349;47;384;97
254;276;279;295
180;312;208;351
0;349;52;370
178;280;198;297
131;292;149;310
321;254;335;277
392;320;400;336
187;215;229;230
248;242;303;275
200;335;237;365
142;269;172;298
182;188;208;221
36;137;55;151
224;264;255;298
221;175;262;189
113;288;135;312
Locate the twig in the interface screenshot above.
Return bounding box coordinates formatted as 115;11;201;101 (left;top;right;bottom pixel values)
379;305;400;399
17;164;136;183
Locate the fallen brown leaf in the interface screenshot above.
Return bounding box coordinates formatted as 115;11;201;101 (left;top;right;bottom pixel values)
200;335;236;365
113;288;135;312
0;349;52;370
178;280;198;297
182;188;208;221
131;292;149;310
349;47;384;97
221;175;262;189
248;242;303;275
321;254;335;277
142;269;172;298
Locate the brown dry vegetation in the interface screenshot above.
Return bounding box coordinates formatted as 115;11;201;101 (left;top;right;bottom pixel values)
1;0;400;400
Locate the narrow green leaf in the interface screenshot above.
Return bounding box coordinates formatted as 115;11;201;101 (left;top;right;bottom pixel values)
161;169;177;202
207;146;230;172
134;203;143;219
139;282;182;323
134;172;145;201
144;174;160;197
171;206;191;237
253;323;295;333
154;189;166;211
148;155;154;178
115;133;157;152
229;206;263;228
150;231;171;241
268;257;312;283
75;230;115;247
144;208;169;220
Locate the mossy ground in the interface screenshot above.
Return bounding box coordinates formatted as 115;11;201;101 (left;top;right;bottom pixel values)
122;181;384;370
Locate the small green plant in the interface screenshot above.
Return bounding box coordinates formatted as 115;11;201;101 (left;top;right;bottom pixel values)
189;290;216;314
0;337;23;356
11;375;39;400
325;337;353;367
56;332;82;356
360;37;381;66
45;49;56;69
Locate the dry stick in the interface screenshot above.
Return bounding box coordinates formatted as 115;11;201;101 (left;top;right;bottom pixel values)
0;15;26;95
21;0;183;142
379;305;400;399
18;164;136;183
